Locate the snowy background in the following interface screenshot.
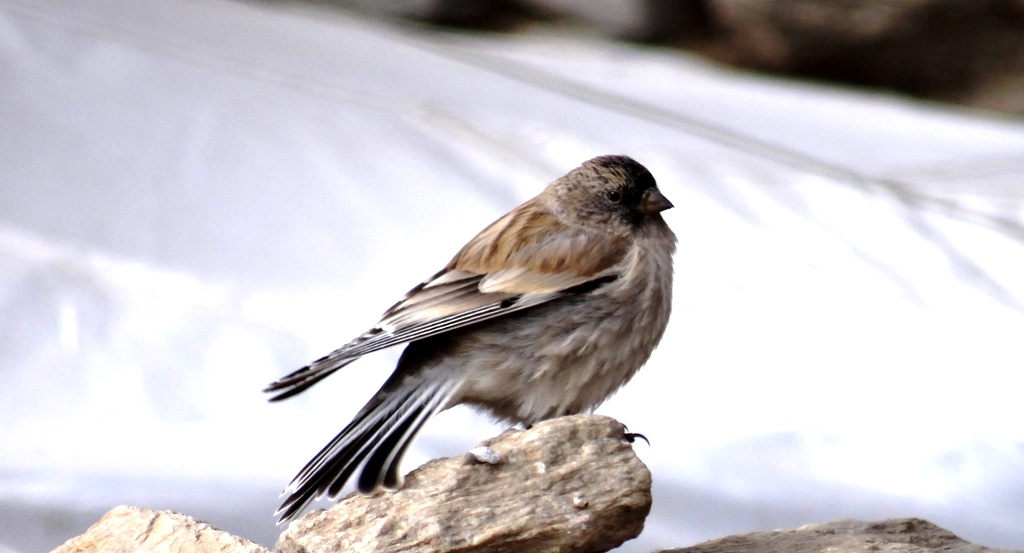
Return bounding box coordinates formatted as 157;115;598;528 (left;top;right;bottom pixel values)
2;0;1024;551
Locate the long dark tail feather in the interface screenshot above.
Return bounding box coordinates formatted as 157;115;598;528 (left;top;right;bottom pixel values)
357;389;442;492
275;391;407;522
264;324;395;401
382;380;453;488
264;356;358;402
379;401;437;489
274;376;457;523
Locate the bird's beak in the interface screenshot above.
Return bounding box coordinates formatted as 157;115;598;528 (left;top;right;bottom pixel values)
642;188;674;215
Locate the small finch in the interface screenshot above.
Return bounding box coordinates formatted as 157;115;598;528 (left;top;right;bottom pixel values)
266;155;676;521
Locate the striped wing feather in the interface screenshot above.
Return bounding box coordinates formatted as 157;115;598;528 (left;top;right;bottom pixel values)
264;202;628;400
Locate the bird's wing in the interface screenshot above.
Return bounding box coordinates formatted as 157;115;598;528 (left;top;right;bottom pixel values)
264;203;628;401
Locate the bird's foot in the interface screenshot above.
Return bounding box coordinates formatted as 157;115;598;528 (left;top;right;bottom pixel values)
623;429;650;446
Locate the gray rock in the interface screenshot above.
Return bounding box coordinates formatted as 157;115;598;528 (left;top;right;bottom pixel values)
50;505;269;553
277;414;652;553
657;517;1021;553
48;418;1022;553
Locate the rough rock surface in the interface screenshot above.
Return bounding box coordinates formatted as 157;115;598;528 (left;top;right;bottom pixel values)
51;505;269;553
658;517;1020;553
50;416;1024;553
277;414;652;553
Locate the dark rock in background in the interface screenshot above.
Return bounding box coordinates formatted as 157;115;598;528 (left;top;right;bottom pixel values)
702;0;1024;114
309;0;1024;114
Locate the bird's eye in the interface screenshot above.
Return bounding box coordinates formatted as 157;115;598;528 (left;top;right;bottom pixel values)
607;190;623;203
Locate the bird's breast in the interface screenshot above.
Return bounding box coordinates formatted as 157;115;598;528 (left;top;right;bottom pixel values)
451;234;674;425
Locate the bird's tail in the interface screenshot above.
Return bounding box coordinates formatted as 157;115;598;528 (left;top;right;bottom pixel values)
264;352;359;402
274;369;459;522
264;326;399;402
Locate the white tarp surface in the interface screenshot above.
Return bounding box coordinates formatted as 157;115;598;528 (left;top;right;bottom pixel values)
2;0;1023;551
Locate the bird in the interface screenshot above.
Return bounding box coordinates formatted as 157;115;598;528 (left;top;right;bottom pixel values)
265;155;676;522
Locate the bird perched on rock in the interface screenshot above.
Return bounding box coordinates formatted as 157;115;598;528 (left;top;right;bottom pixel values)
265;155;676;521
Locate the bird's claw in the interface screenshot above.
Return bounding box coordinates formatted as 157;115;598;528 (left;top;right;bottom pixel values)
623;431;650;446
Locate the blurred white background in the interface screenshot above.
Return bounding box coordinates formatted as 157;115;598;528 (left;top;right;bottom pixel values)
2;0;1023;551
